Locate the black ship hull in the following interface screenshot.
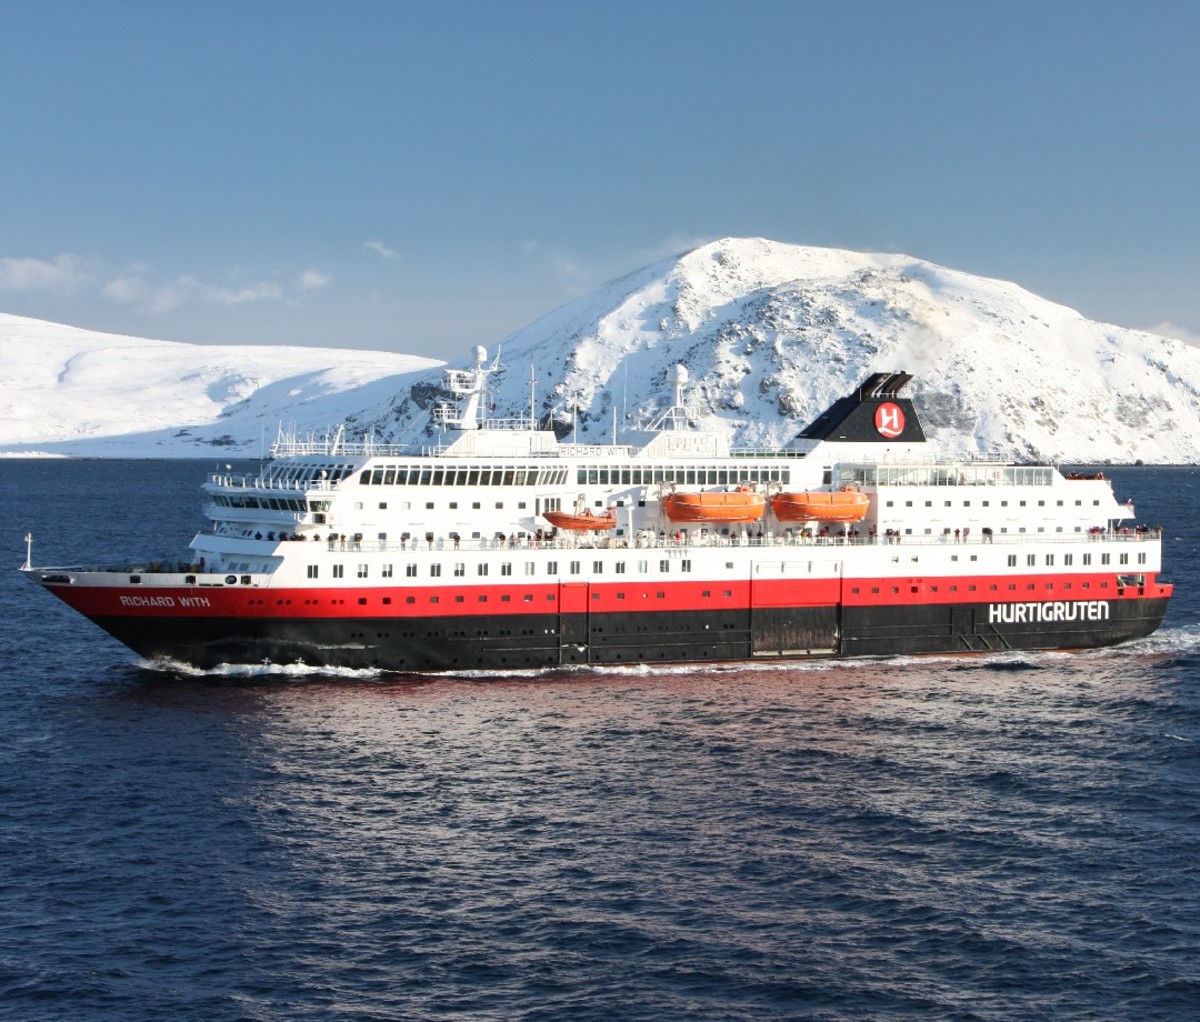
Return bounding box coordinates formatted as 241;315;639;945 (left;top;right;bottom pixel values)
89;596;1171;673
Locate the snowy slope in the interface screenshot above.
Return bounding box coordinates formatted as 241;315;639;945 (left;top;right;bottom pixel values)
4;239;1200;462
373;238;1200;464
0;314;440;457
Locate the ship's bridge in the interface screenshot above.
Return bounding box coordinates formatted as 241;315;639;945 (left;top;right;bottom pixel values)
835;461;1056;488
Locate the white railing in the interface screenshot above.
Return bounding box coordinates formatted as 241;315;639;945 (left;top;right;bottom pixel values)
269;439;417;458
248;527;1161;556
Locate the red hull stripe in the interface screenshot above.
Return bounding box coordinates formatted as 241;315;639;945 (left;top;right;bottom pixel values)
49;571;1173;620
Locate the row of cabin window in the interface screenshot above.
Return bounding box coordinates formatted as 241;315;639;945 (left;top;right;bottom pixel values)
359;466;570;487
891;526;1086;535
851;465;1057;487
353;501;529;512
302;549;1150;580
213;495;328;511
264;464;356;485
577;466;790;486
886;498;1102;509
1006;552;1145;567
305;559;695;579
851;581;1113;594
286;591;736;606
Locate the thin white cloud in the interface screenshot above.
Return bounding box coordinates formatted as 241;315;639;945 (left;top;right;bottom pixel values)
1;251;330;315
298;269;330;291
1150;321;1200;346
134;276;285;314
211;281;285;305
0;253;94;292
102;270;150;304
96;271;287;314
365;240;400;260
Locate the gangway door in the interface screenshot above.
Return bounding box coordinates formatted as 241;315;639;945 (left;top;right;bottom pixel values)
558;582;590;664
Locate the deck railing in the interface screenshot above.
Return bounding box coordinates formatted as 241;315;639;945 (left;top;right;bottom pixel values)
217;526;1161;555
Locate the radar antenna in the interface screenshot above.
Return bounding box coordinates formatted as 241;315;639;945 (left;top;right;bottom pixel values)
647;364;697;432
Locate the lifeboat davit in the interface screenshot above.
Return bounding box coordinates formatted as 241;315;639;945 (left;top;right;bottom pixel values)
544;508;617;531
662;489;766;524
772;488;870;523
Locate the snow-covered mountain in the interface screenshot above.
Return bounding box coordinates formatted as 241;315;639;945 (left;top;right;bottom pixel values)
4;238;1200;462
374;238;1200;464
0;314;440;457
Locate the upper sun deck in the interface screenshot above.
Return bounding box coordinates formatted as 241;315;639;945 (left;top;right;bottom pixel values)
224;365;1089;500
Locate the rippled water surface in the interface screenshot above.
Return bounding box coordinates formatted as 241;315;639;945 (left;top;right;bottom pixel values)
2;461;1199;1020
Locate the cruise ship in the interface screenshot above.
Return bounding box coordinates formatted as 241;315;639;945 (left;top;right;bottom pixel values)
22;351;1172;671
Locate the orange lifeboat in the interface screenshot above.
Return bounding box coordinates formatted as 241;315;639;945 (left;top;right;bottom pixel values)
662;488;766;524
543;508;617;531
772;487;869;523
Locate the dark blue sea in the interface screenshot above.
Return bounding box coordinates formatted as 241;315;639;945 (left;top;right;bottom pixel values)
2;460;1198;1021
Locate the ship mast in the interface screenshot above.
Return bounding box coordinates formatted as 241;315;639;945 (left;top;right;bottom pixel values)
435;346;500;431
529;365;537;430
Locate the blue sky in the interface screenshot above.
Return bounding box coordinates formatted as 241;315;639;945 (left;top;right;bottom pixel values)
3;0;1198;358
